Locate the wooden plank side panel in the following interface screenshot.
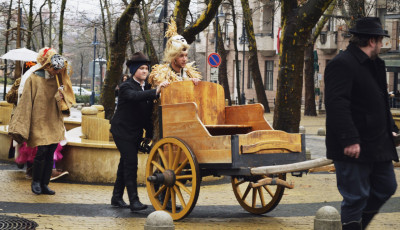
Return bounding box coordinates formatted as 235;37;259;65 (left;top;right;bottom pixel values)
225;104;273;131
193;82;225;125
162;103;232;164
238;130;302;154
161;81;225;125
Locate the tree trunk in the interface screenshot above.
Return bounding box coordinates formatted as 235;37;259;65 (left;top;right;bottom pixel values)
100;0;143;120
304;44;317;116
137;2;159;66
217;22;231;105
241;0;270;112
173;0;190;34
48;0;52;47
99;0;109;61
59;0;67;55
39;0;46;47
2;0;13;100
229;0;241;105
303;0;336;116
273;0;333;133
26;0;33;50
181;0;222;44
128;26;136;56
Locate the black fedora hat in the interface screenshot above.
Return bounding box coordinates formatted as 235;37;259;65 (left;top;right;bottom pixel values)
349;17;389;37
126;52;150;75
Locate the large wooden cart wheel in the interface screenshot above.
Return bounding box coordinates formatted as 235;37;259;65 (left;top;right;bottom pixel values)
231;174;286;214
145;137;200;220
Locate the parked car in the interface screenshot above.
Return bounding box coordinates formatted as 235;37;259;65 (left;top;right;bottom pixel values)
72;86;91;96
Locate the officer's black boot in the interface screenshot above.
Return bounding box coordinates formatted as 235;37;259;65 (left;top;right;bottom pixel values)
126;181;147;212
361;211;377;230
40;160;55;195
111;176;129;208
31;160;44;195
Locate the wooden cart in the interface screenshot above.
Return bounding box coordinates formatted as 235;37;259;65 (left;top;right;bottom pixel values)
145;81;329;220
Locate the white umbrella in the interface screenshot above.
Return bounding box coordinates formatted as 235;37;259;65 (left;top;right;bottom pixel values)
0;47;38;62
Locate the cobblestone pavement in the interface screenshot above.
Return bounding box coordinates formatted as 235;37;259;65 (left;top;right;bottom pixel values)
1;111;399;229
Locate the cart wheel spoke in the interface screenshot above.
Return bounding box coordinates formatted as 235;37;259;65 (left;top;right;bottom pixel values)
175;158;189;175
252;188;257;208
154;185;166;198
263;185;274;197
242;184;251;200
173;185;187;209
172;148;181;170
258;187;266;207
162;188;171;210
151;161;165;173
176;181;191;195
157;148;168;168
176;175;192;180
171;187;177;213
231;174;286;215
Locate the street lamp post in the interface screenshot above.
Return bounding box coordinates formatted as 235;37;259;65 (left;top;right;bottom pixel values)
90;27;99;105
98;56;106;94
239;20;247;105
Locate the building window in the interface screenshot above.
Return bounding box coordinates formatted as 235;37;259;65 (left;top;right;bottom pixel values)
264;60;273;90
248;64;253;89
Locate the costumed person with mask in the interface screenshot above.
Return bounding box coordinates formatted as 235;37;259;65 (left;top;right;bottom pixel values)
110;52;169;212
8;47;75;195
148;17;202;142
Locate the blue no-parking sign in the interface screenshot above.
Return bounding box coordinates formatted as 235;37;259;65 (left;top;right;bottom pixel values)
207;53;221;67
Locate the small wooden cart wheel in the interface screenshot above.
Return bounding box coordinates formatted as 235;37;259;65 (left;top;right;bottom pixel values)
231;174;286;214
145;137;200;220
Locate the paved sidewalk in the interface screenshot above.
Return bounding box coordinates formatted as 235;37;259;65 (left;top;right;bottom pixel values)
1;111;399;229
0;163;399;229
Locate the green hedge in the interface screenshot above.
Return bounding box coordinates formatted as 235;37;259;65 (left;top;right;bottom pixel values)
75;94;99;104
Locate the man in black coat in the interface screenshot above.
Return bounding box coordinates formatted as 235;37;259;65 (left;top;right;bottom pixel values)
325;17;399;230
110;52;169;212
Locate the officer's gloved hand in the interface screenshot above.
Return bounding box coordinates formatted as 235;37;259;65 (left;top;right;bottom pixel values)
139;138;153;154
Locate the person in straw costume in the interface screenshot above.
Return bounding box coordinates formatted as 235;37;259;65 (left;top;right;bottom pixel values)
8;47;75;195
148;17;202;142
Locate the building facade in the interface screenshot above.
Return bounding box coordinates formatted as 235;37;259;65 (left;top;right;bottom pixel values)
194;0;400;108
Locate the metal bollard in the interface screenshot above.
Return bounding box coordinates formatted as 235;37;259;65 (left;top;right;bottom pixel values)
144;211;174;230
314;206;341;230
299;126;306;134
317;128;326;136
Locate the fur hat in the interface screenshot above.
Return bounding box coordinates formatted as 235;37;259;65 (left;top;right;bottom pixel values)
349;17;389;37
126;52;150;75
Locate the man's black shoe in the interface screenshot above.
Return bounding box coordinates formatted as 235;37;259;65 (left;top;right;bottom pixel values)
130;199;148;212
111;197;130;208
41;184;55;195
31;181;42;195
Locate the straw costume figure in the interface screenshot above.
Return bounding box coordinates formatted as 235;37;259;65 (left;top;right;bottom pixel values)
148;18;202;142
8;47;75;195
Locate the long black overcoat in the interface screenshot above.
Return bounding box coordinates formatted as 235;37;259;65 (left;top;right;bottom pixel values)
110;78;157;142
324;43;399;162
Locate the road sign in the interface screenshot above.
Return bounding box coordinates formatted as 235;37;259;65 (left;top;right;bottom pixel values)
208;53;221;67
210;67;219;82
